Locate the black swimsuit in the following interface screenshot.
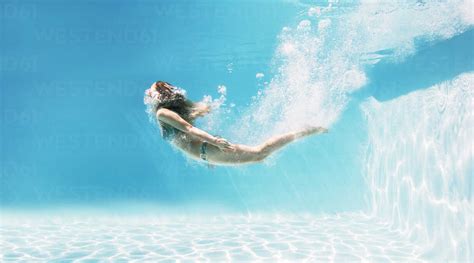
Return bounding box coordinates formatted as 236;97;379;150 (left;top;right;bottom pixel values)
200;142;208;161
161;121;217;163
200;135;221;162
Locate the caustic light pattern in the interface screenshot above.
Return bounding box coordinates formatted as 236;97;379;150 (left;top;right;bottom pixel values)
363;73;473;261
1;213;425;262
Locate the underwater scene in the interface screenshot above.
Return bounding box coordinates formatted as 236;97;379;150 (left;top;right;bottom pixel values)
1;0;473;262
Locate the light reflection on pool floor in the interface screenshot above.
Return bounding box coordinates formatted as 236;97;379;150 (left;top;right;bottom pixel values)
0;212;425;262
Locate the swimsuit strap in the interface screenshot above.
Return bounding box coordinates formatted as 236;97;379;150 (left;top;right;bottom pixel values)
200;141;208;161
200;135;221;166
200;135;220;161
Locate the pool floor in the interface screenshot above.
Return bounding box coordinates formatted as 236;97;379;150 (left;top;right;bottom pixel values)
1;212;424;262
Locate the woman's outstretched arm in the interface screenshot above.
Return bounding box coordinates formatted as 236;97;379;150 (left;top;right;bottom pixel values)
185;99;211;120
156;108;234;151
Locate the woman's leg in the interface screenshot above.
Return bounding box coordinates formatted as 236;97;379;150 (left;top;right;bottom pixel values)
206;126;327;165
256;126;328;159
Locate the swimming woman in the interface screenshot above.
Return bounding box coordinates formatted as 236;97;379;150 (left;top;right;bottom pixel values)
144;81;328;166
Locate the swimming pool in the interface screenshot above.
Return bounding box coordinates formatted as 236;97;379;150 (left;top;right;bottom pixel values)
1;0;472;261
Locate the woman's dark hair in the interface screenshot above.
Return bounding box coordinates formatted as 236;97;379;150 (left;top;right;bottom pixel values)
154;81;192;121
153;81;194;140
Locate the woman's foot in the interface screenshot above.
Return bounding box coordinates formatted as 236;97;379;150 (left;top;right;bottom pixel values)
298;126;329;137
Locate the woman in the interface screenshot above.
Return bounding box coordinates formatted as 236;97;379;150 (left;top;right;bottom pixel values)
144;81;328;166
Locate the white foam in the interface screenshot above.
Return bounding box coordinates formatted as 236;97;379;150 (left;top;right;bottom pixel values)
317;19;331;31
308;7;321;17
297;19;311;31
200;85;229;132
231;0;473;144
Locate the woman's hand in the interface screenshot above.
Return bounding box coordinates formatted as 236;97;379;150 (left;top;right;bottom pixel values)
214;137;235;152
316;127;329;133
191;102;211;118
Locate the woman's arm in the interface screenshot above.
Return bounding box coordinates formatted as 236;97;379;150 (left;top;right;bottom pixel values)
156;108;233;150
186;99;211;119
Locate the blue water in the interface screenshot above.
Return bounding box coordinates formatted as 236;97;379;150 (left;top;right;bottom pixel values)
1;0;473;261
